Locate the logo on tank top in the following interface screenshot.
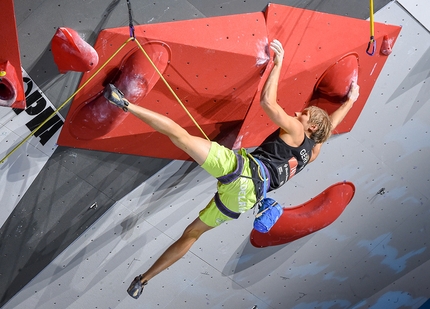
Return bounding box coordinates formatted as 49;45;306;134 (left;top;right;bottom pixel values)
278;149;309;179
277;157;298;186
300;148;309;165
278;148;309;182
288;157;298;179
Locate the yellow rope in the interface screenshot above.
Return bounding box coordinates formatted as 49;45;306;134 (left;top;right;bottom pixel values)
369;0;375;38
133;39;210;140
1;37;133;164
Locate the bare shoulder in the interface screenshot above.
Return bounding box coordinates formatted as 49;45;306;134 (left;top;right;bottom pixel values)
278;124;305;147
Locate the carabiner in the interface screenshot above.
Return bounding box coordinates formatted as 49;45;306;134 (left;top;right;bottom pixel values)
366;37;376;56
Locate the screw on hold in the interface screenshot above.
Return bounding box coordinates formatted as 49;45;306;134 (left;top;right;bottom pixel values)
89;202;98;209
251;306;258;309
377;188;386;195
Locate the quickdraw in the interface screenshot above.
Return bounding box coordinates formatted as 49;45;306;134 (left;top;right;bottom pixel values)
126;0;135;39
366;0;376;56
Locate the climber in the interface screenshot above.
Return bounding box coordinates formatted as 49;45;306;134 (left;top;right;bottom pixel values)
104;39;360;299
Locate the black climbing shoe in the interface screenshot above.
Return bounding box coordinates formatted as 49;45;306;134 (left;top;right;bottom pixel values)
103;83;130;112
127;275;147;299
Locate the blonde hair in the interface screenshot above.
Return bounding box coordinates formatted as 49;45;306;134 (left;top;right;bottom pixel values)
304;106;332;144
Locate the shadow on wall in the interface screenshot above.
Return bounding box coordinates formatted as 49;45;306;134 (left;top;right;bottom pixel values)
0;146;170;308
222;235;311;289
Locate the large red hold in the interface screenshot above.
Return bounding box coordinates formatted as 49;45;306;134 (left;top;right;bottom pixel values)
0;61;23;108
51;27;99;73
68;43;170;140
250;181;356;248
58;12;269;159
57;5;401;160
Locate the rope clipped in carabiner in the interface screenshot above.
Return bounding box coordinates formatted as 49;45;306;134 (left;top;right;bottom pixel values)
366;0;376;56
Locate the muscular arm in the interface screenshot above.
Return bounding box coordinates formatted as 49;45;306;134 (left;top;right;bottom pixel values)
260;40;304;141
309;83;359;162
329;82;360;131
309;83;359;161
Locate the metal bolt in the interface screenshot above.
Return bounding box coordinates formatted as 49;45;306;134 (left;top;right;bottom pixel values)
377;188;386;195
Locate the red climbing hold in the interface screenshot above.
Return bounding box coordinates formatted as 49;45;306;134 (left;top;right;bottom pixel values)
250;181;355;248
315;53;359;101
0;0;26;109
51;27;99;73
57;4;401;159
68;42;170;140
0;61;25;108
380;35;393;56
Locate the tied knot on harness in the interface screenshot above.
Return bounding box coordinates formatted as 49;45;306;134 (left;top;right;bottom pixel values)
253;158;283;233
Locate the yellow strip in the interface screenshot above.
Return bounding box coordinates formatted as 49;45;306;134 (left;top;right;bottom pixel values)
1;37;133;164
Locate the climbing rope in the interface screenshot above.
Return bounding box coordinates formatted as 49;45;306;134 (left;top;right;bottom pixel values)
366;0;376;56
0;37;133;164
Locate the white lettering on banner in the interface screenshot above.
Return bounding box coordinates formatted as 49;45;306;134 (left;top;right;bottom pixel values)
0;70;65;229
12;72;64;146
